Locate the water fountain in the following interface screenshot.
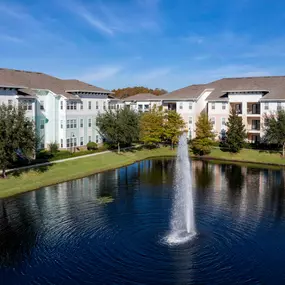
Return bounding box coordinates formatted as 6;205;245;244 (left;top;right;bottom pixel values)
166;133;196;245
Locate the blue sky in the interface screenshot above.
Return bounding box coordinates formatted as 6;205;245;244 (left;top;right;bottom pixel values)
1;0;285;91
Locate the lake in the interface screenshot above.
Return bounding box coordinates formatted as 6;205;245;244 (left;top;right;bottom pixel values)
0;159;285;284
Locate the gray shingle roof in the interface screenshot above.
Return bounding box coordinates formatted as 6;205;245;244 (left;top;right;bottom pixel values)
158;84;209;101
0;68;111;99
206;76;285;101
123;93;160;101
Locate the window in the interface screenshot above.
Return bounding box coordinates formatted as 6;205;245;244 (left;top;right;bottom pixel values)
222;118;226;126
80;137;84;146
116;104;119;109
40;101;44;110
88;101;92;110
88;136;91;142
40;119;45;129
138;104;143;111
66;119;77;129
179;102;183;110
277;102;282;111
60;101;63;110
96;101;99;110
222;102;226;110
189;116;193;125
8;100;13;108
144;104;149;110
80;102;83;110
21;100;33;111
66;138;70;148
210;117;215;126
265;102;269;110
189;102;193;110
41;143;45;149
212;102;215;110
80;119;83;128
60;139;63;148
67;101;77;110
88;118;92;127
96;135;99;143
103;102;106;110
61;120;63;129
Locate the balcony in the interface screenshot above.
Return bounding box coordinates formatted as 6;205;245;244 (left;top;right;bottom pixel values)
247;119;260;132
230;103;242;115
247;103;260;115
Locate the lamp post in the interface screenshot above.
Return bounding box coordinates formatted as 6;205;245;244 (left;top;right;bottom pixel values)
71;132;75;153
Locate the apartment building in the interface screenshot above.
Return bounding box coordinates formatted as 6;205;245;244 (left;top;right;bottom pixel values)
0;68;115;149
123;93;162;112
206;76;285;143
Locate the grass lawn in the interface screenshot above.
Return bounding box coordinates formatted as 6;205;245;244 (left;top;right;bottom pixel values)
195;148;285;166
0;147;176;199
1;146;285;199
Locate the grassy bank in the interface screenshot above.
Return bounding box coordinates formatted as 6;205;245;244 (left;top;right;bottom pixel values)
0;147;176;199
1;146;285;199
193;148;285;166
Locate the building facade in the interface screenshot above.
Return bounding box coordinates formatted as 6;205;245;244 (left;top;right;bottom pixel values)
0;68;116;149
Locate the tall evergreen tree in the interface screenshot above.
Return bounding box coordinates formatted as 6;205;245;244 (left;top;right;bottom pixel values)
139;106;164;147
225;108;247;153
191;113;215;155
264;110;285;157
0;104;37;178
163;110;185;149
97;107;140;153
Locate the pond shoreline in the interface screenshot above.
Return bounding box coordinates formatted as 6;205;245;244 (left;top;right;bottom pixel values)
1;147;285;199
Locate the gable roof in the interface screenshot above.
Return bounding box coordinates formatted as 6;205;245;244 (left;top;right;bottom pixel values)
0;68;111;99
206;76;285;101
123;93;160;101
159;84;208;101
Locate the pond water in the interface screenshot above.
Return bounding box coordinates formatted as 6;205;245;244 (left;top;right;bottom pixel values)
1;159;285;284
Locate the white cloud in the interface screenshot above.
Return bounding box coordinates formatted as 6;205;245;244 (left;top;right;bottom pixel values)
78;66;122;82
134;67;171;82
0;34;23;43
75;5;114;35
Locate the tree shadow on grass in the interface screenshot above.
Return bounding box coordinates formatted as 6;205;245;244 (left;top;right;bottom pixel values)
9;164;52;178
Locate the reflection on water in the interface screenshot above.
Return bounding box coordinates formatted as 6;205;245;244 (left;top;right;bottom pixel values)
0;159;285;284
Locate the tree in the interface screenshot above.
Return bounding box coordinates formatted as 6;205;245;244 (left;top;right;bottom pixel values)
112;86;167;99
97;107;140;153
0;104;37;178
264;110;285;157
163;110;185;149
139;107;164;147
191;113;215;155
225;108;247;153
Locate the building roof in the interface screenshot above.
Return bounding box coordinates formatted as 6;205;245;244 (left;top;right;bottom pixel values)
0;68;111;99
158;84;209;101
123;93;161;101
206;76;285;101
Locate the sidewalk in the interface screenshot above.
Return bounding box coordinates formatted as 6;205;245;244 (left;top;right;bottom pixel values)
1;146;139;176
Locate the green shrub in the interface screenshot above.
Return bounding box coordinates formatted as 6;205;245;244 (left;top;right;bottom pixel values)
48;142;59;154
87;142;98;150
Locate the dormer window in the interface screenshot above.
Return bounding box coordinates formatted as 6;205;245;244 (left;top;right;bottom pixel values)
67;101;77;110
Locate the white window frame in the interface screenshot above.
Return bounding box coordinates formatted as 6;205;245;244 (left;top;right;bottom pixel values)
264;102;269;110
212;102;215;110
40;119;45;130
80;137;84;146
189;102;192;110
88;118;92;127
179;102;183;110
222;102;226;110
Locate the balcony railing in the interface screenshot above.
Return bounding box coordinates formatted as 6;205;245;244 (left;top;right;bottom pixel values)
247;109;260;115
